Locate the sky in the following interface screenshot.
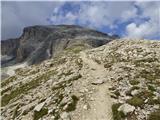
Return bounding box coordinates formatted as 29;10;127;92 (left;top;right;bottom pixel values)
1;1;160;40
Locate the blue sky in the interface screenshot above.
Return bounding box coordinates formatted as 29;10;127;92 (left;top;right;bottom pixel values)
1;1;160;40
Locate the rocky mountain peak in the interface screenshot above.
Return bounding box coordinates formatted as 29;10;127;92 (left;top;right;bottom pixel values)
1;25;119;67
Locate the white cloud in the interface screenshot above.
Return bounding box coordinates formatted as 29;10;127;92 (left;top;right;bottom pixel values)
125;1;160;39
2;1;160;40
121;7;138;21
49;2;139;29
126;22;156;38
1;1;65;39
49;1;159;39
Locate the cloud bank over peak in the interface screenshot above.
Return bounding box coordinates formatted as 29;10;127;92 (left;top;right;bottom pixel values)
48;1;160;39
1;1;160;40
48;2;138;29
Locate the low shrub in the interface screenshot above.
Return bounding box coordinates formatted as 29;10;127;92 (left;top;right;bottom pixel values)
148;109;160;120
112;103;125;120
127;96;144;107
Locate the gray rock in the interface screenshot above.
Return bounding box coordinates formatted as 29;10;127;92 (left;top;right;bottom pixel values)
91;79;104;85
118;103;135;115
60;97;72;106
2;25;117;67
34;102;45;112
60;112;71;120
153;105;159;109
131;89;140;96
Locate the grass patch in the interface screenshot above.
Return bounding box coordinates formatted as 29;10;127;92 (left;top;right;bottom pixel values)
33;108;48;120
13;105;20;119
2;70;57;106
139;67;160;82
112;103;125;120
136;90;154;100
65;44;87;54
1;86;13;95
129;80;140;85
65;95;79;112
147;97;160;105
1;76;17;87
127;96;144;107
148;109;160;120
113;90;120;97
147;85;156;92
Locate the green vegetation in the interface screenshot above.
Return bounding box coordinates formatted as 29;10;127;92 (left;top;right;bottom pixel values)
65;44;87;54
129;80;140;85
127;96;144;107
112;103;125;120
113;90;120;97
13;105;20;119
33;108;48;120
138;66;160;82
1;86;12;95
147;85;156;92
148;109;160;120
66;95;79;112
15;68;38;76
1;76;17;87
2;70;57;106
147;97;160;105
136;90;154;100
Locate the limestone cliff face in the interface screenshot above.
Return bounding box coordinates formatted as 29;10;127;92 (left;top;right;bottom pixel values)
1;25;118;66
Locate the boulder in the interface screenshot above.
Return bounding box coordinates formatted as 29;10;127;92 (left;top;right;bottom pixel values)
131;90;140;96
118;103;135;115
34;102;45;112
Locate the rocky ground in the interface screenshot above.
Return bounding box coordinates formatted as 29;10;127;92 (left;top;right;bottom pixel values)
1;39;160;120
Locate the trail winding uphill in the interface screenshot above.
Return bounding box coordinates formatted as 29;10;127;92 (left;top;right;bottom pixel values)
2;40;160;120
79;52;113;120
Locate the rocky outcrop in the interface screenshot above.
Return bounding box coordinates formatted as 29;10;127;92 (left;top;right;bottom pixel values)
1;25;119;66
1;39;160;120
1;38;19;66
85;39;160;120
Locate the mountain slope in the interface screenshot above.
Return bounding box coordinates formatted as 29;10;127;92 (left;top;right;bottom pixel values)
1;39;160;120
1;25;118;67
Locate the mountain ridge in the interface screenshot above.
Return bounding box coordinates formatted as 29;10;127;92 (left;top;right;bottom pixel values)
1;25;119;67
